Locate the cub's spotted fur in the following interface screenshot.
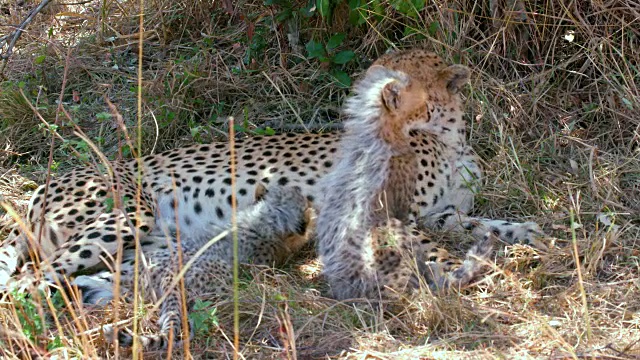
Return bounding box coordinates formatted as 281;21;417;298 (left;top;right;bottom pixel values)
74;184;314;351
317;65;494;300
0;48;544;292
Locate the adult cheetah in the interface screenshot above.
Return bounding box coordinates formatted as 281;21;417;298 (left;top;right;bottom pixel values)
316;64;495;300
74;183;315;351
0;48;544;291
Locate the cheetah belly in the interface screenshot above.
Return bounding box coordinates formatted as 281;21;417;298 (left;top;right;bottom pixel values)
148;167;325;245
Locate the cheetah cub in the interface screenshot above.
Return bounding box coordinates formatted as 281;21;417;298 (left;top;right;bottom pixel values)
75;184;315;351
316;65;494;301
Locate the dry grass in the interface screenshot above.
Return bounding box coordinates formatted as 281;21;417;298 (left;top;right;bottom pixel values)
1;0;639;358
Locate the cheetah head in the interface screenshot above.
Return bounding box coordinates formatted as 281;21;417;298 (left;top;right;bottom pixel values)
344;64;429;139
372;48;471;134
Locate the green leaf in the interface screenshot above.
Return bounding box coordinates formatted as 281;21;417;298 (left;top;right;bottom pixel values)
326;33;345;51
371;0;384;21
189;300;218;335
47;336;63;351
275;8;293;23
96;112;112;121
305;39;326;59
121;144;132;158
34;55;46;65
190;125;202;138
390;0;425;17
428;21;439;36
264;126;276;136
316;0;330;18
347;0;360;10
348;0;368;25
332;50;355;64
104;197;114;213
331;69;352;87
403;25;427;40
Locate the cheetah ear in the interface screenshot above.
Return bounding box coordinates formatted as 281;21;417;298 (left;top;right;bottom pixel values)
440;64;470;94
366;64;388;75
381;80;406;113
253;183;267;202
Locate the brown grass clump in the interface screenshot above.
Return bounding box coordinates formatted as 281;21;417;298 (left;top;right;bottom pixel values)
1;0;639;358
0;83;55;161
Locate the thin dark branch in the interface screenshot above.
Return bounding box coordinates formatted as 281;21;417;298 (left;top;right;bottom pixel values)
0;0;53;61
56;0;93;5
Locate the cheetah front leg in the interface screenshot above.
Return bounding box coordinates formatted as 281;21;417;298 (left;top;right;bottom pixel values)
421;148;547;248
419;205;546;249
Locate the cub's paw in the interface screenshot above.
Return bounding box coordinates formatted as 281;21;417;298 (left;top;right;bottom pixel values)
101;323;134;347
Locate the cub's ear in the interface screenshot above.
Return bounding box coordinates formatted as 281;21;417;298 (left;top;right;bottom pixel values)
440;64;470;94
253;183;268;202
366;64;388;76
381;80;406;112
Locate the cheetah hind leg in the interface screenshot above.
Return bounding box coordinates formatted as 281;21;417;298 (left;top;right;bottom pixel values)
5;209;147;295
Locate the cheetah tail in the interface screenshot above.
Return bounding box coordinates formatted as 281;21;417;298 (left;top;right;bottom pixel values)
103;312;194;351
423;231;496;291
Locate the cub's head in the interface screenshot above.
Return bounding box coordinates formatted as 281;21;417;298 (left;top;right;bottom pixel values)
369;65;428;125
371;49;471;133
373;49;470;99
345;65;427;133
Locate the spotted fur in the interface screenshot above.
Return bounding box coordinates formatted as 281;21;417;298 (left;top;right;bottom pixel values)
0;48;544;292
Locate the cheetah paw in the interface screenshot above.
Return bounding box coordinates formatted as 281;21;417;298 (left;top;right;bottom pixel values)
72;275;115;306
505;222;547;250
